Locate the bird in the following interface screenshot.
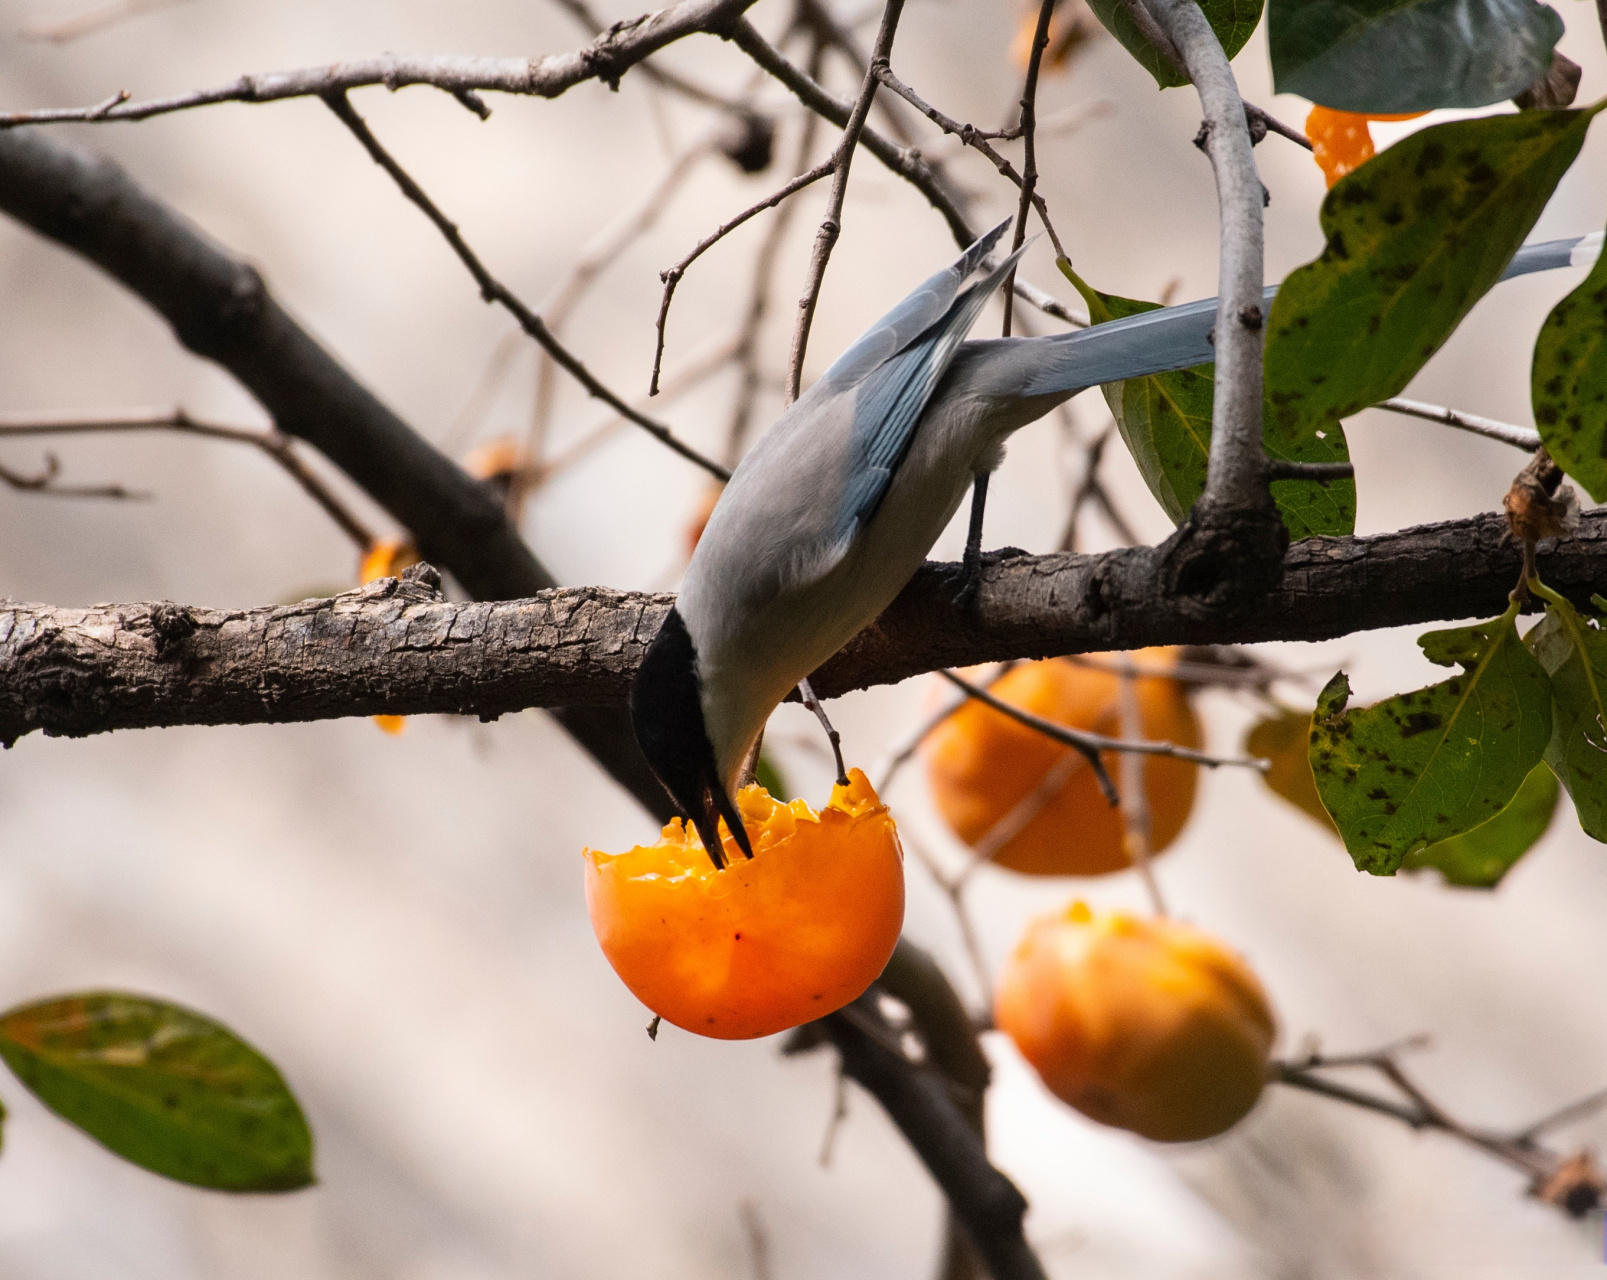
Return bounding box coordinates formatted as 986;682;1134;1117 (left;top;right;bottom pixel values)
630;220;1603;866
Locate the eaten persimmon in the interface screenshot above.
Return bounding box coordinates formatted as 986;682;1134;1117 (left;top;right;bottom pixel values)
922;650;1200;876
583;769;904;1040
995;902;1277;1142
1306;106;1427;188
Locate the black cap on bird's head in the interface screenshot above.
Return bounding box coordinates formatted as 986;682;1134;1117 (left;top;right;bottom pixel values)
629;605;753;870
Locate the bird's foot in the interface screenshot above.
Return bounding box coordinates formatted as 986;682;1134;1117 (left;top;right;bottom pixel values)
947;546;1028;611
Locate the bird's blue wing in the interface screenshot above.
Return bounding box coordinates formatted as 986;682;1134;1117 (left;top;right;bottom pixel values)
819;219;1012;394
829;243;1029;546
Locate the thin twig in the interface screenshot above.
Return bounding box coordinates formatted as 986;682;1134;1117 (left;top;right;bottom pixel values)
786;0;907;403
0;0;764;127
1375;398;1541;451
0;410;374;545
727;17;1084;329
1001;0;1055;337
19;0;192;43
873;63;1070;261
1267;459;1354;483
0;451;146;499
652;157;834;395
1115;667;1166;915
1058;424;1140;551
534;130;717;451
937;667;1268;776
1273;1041;1607;1215
726;36;830;462
319;90;729;482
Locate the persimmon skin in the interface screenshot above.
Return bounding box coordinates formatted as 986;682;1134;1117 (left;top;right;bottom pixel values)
996;903;1277;1142
922;651;1200;876
583;770;904;1040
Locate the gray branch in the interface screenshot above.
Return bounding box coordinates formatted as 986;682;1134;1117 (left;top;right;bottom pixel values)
6;512;1604;746
0;0;763;127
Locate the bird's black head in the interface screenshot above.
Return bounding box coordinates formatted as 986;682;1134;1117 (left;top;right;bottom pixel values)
629;605;753;869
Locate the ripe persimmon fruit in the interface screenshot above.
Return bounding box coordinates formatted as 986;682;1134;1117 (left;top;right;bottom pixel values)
996;902;1277;1142
583;769;904;1039
1306;106;1428;188
922;651;1200;876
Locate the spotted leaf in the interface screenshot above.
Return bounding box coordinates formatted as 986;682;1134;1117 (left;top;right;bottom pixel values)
1527;589;1607;840
1266;110;1595;455
1532;224;1607;502
1401;761;1559;887
1309;604;1553;874
1059;265;1354;538
0;993;313;1192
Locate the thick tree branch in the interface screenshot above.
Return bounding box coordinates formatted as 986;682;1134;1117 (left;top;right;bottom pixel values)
0;123;672;816
6;511;1604;745
0;0;763;127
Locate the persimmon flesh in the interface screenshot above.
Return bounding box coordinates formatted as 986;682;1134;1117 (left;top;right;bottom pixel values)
996;902;1277;1142
923;650;1200;876
1306;106;1427;188
584;770;904;1039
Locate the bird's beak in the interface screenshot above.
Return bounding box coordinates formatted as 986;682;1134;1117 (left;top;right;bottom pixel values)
689;774;753;871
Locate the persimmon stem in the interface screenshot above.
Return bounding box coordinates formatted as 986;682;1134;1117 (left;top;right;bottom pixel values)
798;677;850;786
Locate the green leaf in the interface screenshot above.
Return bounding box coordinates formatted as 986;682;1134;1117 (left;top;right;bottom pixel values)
1245;707;1340;834
1085;0;1264;89
1309;603;1554;874
0;993;313;1192
1269;0;1563;113
1527;587;1607;840
1401;762;1559;886
1532;225;1607;502
1268;111;1594;449
1060;263;1355;538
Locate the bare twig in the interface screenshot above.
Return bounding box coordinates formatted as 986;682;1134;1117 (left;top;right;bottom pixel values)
19;0;191;43
0;0;764;127
535;131;716;449
1115;663;1166;914
1267;459;1355;483
546;0;753;114
0;410;374;546
652;157;834;395
1058;424;1141;551
726;18;1084;329
320;90;729;481
937;667;1267;777
1001;0;1056;337
1274;1041;1607;1216
1376;398;1542;451
786;0;907;402
0;450;146;499
872;64;1070;261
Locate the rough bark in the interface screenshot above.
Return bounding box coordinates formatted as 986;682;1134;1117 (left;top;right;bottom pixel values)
5;512;1603;745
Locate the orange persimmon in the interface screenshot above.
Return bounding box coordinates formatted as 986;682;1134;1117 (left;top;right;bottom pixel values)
922;651;1200;876
996;902;1277;1142
1306;106;1428;188
583;769;905;1039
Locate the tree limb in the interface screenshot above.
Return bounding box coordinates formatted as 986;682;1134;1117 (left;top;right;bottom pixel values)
6;511;1604;745
0;0;764;126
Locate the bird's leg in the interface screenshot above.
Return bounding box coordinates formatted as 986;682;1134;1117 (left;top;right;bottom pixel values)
797;677;850;786
954;473;990;609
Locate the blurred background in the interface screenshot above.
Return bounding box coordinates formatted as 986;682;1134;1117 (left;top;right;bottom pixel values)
0;0;1605;1275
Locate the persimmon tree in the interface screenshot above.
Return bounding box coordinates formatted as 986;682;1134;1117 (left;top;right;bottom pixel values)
0;0;1604;1275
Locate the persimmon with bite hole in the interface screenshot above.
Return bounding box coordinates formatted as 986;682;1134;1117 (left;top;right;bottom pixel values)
922;651;1200;876
996;902;1276;1142
1306;106;1428;188
583;769;904;1039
